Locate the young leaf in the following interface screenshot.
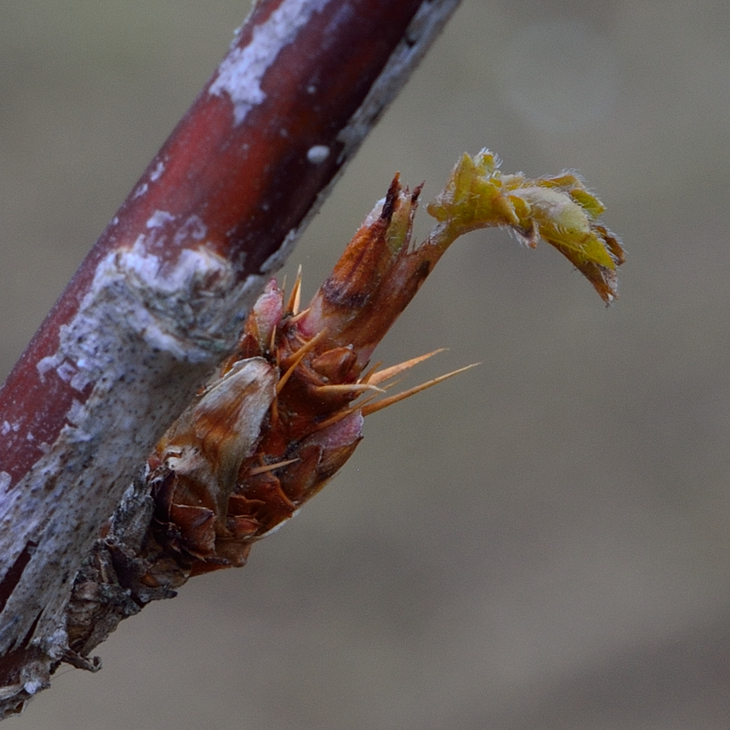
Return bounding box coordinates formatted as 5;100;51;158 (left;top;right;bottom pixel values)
427;150;625;303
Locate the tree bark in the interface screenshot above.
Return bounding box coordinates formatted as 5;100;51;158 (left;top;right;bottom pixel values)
0;0;461;717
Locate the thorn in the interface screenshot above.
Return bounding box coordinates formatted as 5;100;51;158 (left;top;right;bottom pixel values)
313;383;386;396
286;266;303;315
362;363;479;416
276;329;327;394
367;348;447;386
268;323;278;355
311;404;363;432
246;458;300;476
359;361;383;385
286;306;312;327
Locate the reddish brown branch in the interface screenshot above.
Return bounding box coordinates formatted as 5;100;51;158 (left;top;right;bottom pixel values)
0;0;460;717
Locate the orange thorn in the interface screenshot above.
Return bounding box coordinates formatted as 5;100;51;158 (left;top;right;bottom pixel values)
311;390;383;433
276;329;327;394
286;306;312;326
362;363;479;416
359;361;383;385
246;458;300;477
268;322;278;355
311;404;363;432
286;266;303;315
367;349;447;386
313;383;385;396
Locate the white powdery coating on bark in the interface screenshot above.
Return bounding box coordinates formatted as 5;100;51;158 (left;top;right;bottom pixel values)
0;237;268;660
337;0;461;159
146;210;176;229
306;144;330;164
48;236;263;368
173;215;208;246
133;182;149;199
149;160;165;182
209;0;332;125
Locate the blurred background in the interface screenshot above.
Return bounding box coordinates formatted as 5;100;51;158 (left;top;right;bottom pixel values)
2;1;730;728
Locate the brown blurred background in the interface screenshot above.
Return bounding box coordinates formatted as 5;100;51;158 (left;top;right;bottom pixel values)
2;1;730;728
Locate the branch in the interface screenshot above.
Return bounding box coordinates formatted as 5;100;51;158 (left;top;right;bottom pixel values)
0;0;460;716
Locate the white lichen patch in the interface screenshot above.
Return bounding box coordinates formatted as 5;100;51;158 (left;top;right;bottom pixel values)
0;472;11;491
307;145;330;164
22;680;43;696
67;238;264;368
146;210;176;229
149;160;165;182
55;361;77;383
209;0;332;125
31;231;272;416
133;182;149;199
173;215;208;246
66;399;89;427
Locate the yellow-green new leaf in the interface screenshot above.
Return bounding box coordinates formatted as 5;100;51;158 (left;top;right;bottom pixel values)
426;149;625;303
